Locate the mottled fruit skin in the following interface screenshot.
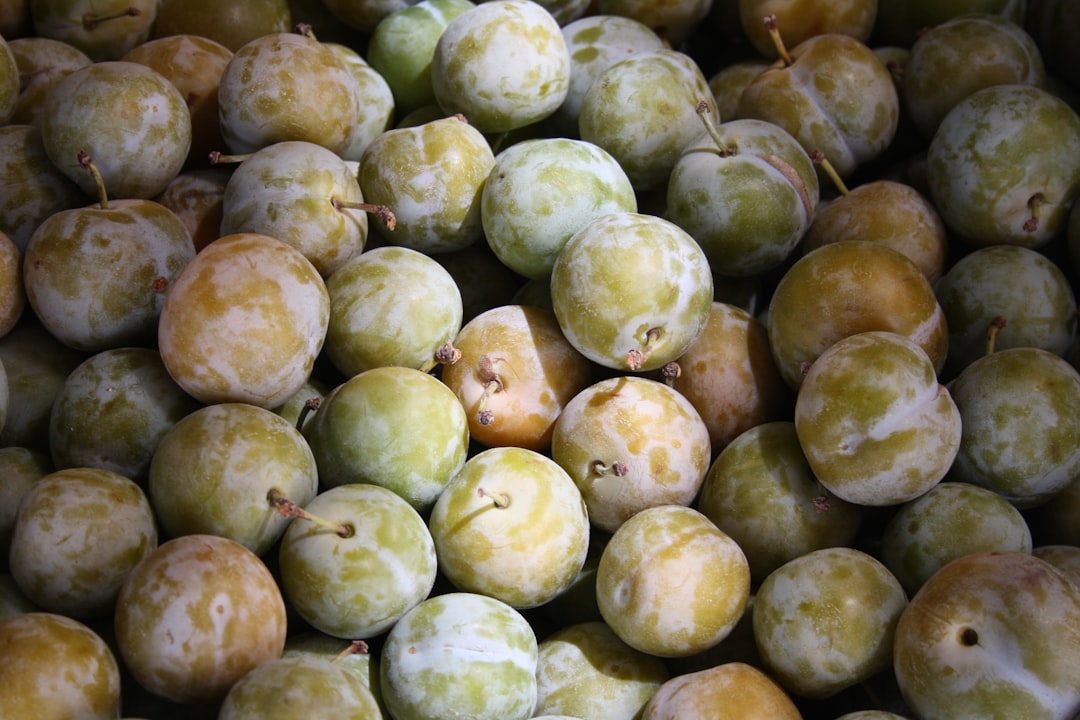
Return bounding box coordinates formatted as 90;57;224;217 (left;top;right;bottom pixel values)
795;331;961;506
113;534;287;704
157;233;330;408
0;231;24;338
217;32;360;156
739;0;877;58
753;547;908;699
579;49;716;191
8;468;157;619
31;0;157;61
379;592;539;720
698;421;862;585
874;0;1028;47
302;366;469;515
278;483;438;639
550;211;713;372
948;347;1080;507
737;33;898;179
0;35;17;124
429;446;590;608
153;0;291;52
324;42;396;163
535;621;669;719
927;83;1080;248
431;0;570;133
41;61;192;199
23;197;195;352
358;115;495;253
894;551;1080;720
0;612;121;719
641;661;803;720
597;504;751;658
767;240;949;391
552;375;712;533
0;446;52;564
7;36;92;127
148;402;318;556
881;481;1032;596
902;12;1045;138
936;244;1077;374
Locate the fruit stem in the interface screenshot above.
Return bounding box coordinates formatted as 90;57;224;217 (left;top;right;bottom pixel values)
82;7;140;30
627;327;662;371
696;100;733;154
422;342;462;373
477;487;511;509
986;316;1006;355
661;361;681;387
332;198;397;231
810;150;849;196
764;14;794;66
208;151;253;165
1024;194;1044;233
591;460;629;477
332;640;369;663
267;489;353;538
295;22;316;40
295;396;320;431
78;151;109;210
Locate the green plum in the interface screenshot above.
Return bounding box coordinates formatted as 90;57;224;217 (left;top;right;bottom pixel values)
0;33;16;125
947;347;1080;507
220;140;370;278
874;0;1027;46
148;402;318;556
113;534;287;705
753;547;908;699
738;0;878;58
41;61;192;200
597;0;713;44
431;0;570;134
0;446;52;568
596;504;751;658
428;446;590;609
0;231;23;338
0;612;121;719
927;83;1080;247
481;137;637;280
6;36;91;127
579;48;716;191
366;0;477;117
795;331;961;506
0;572;40;618
641;662;803;720
534;621;670;720
551;375;712;533
49;347;201;483
152;0;292;52
550;211;713;372
358;114;495;254
217;31;361;156
1033;545;1080;588
322;0;412;31
902;13;1045;138
302;366;469;514
31;0;157;61
894;551;1080;719
152;166;230;252
278;483;438;639
881;481;1033;596
698;421;863;586
935;244;1077;374
708;59;770;122
379;592;538;720
283;632;385;713
323;245;463;378
324;42;396;164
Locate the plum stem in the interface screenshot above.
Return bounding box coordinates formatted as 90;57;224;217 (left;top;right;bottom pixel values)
332;197;397;231
695;100;730;153
267;489;353;538
627;327;663;371
986;316;1007;356
82;7;140;29
477;487;510;509
811;150;849;196
295;396;320;431
423;342;462;373
1024;194;1044;233
295;22;316;39
208;151;252;165
592;460;629;478
332;640;369;663
661;361;681;387
78;151;109;210
764;14;794;66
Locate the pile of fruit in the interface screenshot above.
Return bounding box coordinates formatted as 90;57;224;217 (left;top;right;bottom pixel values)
2;0;1080;718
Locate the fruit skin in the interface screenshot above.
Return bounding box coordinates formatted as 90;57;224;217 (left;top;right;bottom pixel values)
550;211;713;372
7;36;92;127
794;331;961;506
152;0;292;52
113;534;288;705
894;551;1080;720
157;232;330;409
753;547;908;699
428;446;590;609
551;375;712;534
0;612;121;719
641;661;803;720
739;0;878;58
947;347;1080;507
0;231;25;338
41;60;192;200
431;0;570;134
596;504;751;658
0;34;17;125
379;591;539;720
8;467;157;620
927;83;1080;248
31;0;157;61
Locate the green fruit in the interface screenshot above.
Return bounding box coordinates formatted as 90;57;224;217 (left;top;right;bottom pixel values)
0;446;52;566
153;0;291;52
31;0;157;61
550;211;713;372
641;662;803;720
7;36;92;127
0;34;17;125
379;592;538;720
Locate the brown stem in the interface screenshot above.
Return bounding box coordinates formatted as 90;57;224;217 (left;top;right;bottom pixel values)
986;316;1007;356
810;150;849;196
208;151;252;165
332;198;397;231
82;7;140;30
764;14;794;66
267;489;353;537
661;361;681;387
627;327;663;371
332;640;369;663
78;151;109;210
295;397;320;431
592;460;629;477
1024;194;1044;233
477;487;510;508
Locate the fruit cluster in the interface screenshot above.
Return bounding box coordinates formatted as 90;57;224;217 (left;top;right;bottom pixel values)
2;0;1080;719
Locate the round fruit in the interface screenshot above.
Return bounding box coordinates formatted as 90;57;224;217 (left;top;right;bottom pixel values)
642;661;803;720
